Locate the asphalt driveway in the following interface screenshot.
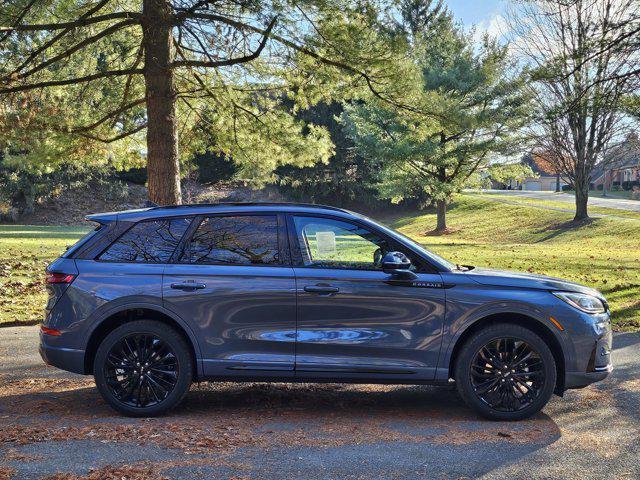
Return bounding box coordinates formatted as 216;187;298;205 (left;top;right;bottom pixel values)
1;326;638;479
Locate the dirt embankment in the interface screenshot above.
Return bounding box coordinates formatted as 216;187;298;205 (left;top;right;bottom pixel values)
8;181;286;226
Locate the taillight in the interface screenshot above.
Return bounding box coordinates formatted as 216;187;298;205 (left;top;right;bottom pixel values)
41;325;62;336
46;272;76;284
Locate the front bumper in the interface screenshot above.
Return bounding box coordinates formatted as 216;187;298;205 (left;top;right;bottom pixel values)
563;311;613;390
565;364;613;389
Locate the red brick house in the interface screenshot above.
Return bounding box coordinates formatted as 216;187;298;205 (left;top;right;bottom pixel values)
591;135;640;191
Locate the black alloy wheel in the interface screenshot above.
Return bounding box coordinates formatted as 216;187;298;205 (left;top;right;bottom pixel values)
94;320;193;417
470;337;545;412
104;333;179;408
454;323;556;421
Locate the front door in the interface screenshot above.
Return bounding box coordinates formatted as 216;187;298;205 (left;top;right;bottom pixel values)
288;215;446;381
163;214;296;377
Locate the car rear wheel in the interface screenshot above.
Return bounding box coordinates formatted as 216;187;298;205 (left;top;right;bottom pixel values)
454;323;556;421
94;320;193;417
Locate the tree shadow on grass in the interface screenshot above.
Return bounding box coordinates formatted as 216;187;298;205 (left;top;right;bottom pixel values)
533;218;596;242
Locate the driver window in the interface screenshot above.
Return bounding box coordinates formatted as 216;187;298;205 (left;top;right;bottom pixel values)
292;216;389;270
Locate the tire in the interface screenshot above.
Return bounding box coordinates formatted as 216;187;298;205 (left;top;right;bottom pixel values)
454;323;557;421
94;320;193;417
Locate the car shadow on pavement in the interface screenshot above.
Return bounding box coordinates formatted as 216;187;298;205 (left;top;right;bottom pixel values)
0;379;564;479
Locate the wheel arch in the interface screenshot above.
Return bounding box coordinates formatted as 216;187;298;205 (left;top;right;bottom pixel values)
83;304;202;379
447;312;566;394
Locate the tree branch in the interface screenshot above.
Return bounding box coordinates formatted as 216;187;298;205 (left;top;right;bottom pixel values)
0;68;144;94
0;0;38;42
0;12;141;33
71;98;146;132
5;0;114;76
77;122;147;143
173;16;276;68
9;19;139;81
181;11;441;119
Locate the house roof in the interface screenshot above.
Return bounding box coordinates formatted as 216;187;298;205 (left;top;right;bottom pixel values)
522;154;558;176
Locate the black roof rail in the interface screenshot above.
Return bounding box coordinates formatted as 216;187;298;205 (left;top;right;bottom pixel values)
149;201;349;213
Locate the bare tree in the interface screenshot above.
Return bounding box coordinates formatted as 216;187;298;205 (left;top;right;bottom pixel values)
0;1;403;204
509;0;640;220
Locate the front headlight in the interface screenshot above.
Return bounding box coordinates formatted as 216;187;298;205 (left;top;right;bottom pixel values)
552;291;606;314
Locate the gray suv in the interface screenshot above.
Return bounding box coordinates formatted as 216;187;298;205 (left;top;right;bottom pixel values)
40;203;612;420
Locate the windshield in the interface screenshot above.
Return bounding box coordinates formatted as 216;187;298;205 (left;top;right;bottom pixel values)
370;219;458;271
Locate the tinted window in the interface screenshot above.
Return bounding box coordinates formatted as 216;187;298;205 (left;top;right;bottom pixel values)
180;215;279;265
99;218;192;263
292;216;389;270
62;224;104;258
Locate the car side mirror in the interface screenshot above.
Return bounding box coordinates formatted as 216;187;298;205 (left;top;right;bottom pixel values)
381;251;415;279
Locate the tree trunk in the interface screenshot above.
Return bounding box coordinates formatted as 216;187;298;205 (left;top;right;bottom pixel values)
435;164;448;232
142;0;181;205
574;179;589;221
436;200;447;232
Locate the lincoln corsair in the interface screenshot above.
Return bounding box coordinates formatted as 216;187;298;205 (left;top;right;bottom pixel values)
40;203;612;420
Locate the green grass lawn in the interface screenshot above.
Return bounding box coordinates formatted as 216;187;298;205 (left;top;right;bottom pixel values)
582;190;637;200
0;225;90;327
1;195;638;330
470;192;640;220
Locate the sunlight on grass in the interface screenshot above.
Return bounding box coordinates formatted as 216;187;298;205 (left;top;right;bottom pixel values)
469;193;640;220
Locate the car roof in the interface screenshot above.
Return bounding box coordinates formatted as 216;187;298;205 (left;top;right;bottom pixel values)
86;202;358;223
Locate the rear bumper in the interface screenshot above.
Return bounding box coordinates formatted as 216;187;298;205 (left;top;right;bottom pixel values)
39;340;86;375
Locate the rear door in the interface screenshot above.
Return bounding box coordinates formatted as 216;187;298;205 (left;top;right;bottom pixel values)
163;213;297;377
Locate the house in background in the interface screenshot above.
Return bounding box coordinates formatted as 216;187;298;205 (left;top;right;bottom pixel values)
507;155;568;191
591;134;640;191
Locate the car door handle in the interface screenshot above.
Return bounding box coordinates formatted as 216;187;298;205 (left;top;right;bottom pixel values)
303;285;340;294
170;282;206;291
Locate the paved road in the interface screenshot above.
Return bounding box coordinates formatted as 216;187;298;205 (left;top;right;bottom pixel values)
1;326;639;479
478;189;640;212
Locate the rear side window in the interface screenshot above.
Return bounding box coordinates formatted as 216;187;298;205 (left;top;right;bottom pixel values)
62;223;104;258
99;218;192;263
180;215;279;265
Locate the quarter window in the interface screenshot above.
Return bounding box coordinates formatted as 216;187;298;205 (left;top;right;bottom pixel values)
292;216;390;270
180;215;279;265
99;218;192;263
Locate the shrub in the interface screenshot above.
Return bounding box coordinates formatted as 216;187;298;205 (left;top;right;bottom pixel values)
192;150;238;184
116;167;147;185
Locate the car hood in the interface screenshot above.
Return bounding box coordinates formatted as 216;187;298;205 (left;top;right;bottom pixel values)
463;268;603;298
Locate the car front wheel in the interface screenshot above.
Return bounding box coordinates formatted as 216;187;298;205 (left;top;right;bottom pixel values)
94;320;193;417
454;323;557;421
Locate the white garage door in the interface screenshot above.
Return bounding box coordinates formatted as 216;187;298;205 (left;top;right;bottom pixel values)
525;181;541;191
